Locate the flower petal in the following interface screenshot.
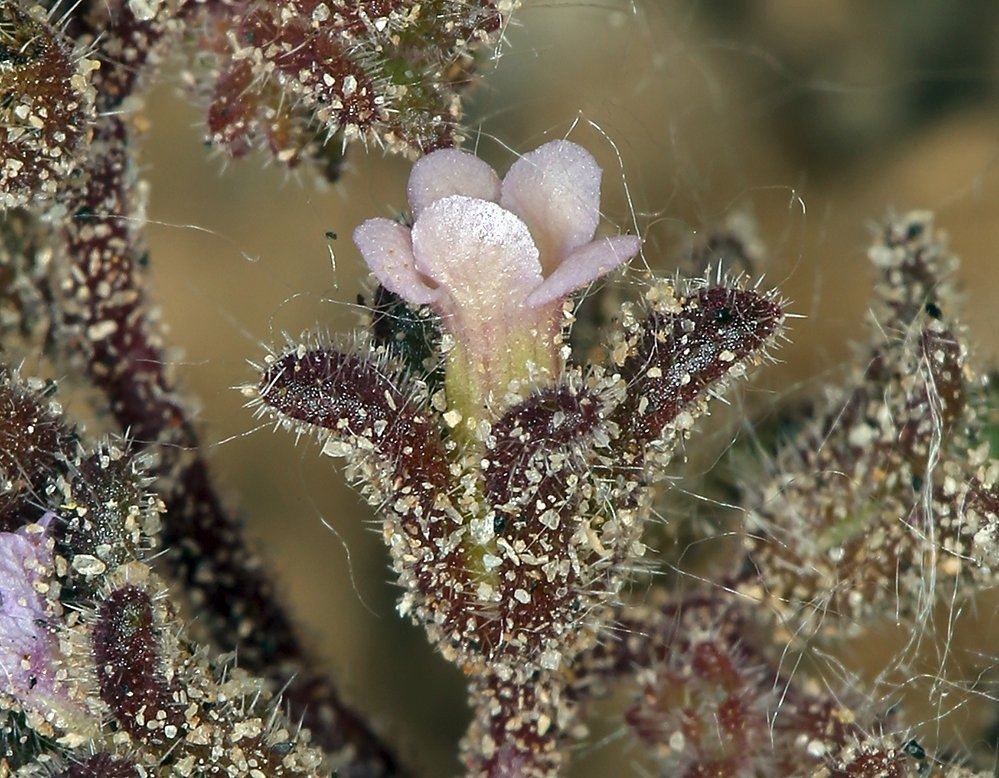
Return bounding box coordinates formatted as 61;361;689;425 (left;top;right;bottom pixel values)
407;148;501;217
0;525;56;705
500;140;602;274
526;235;640;307
411;195;542;318
353;217;438;305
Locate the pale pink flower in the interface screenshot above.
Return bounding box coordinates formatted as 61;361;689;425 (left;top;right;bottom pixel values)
354;140;640;415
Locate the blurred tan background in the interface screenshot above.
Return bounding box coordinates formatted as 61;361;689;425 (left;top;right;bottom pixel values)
141;1;999;774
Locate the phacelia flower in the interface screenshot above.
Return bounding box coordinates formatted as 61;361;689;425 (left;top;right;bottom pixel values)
354;140;641;419
0;519;91;739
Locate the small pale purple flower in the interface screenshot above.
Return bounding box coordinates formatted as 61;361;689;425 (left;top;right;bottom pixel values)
0;519;90;737
354;140;640;417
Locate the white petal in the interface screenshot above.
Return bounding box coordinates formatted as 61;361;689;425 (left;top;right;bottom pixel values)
500;140;602;274
411;196;542;318
353;218;438;305
526;235;640;307
408;148;501;217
